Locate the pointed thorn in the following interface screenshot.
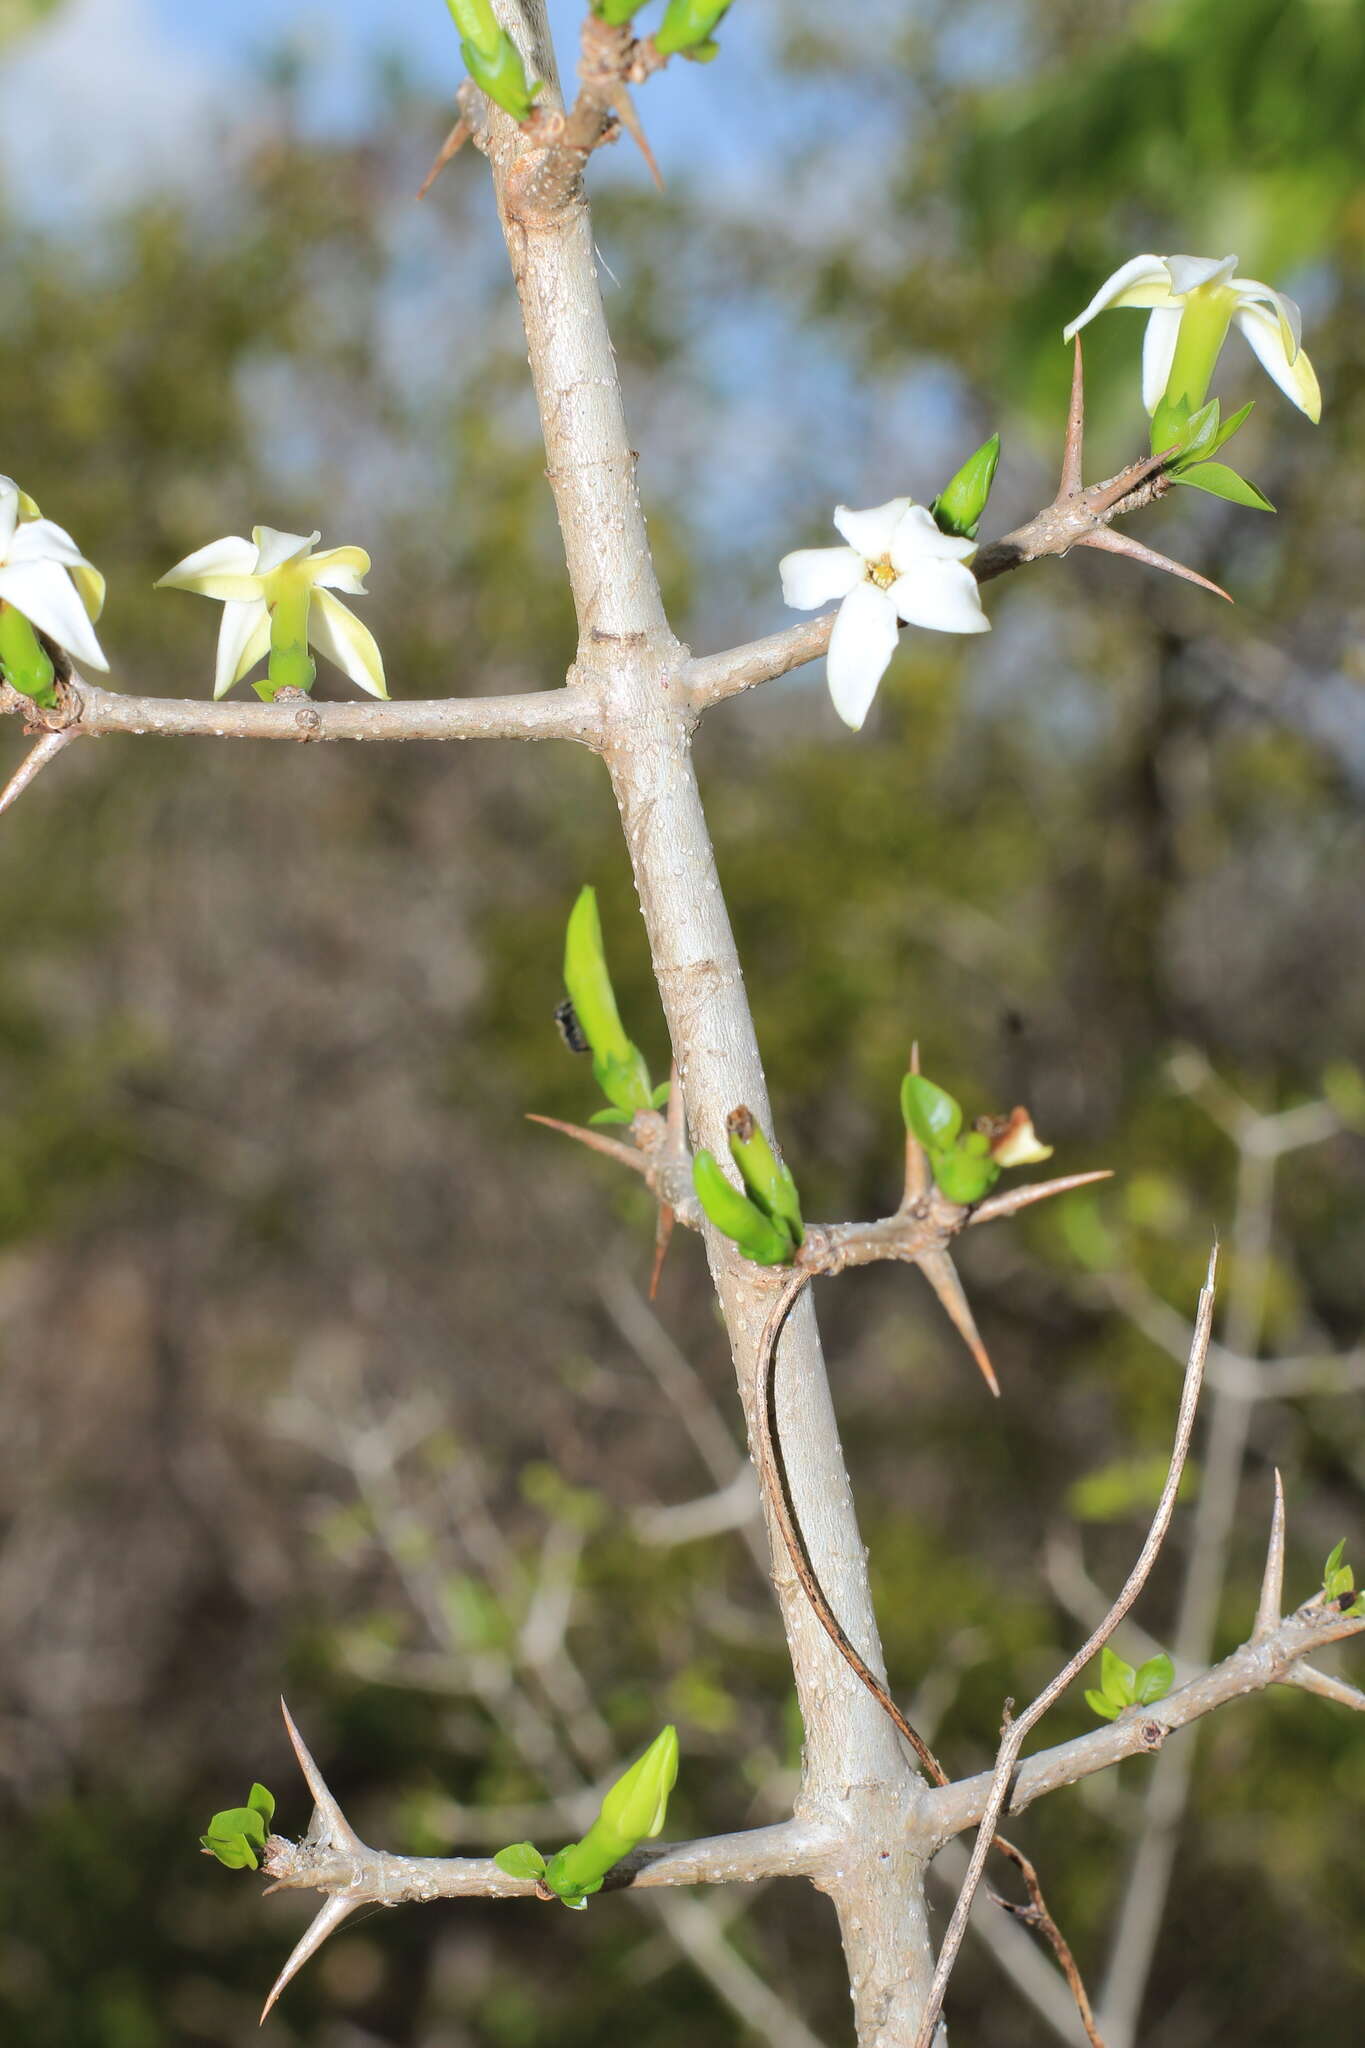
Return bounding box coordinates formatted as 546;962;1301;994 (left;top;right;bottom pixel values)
0;726;80;819
1254;1468;1287;1640
524;1112;647;1176
649;1203;675;1301
417;116;472;199
917;1248;1000;1396
968;1168;1114;1228
1079;525;1233;602
260;1893;361;2024
901;1044;930;1204
1285;1662;1365;1713
1059;335;1085;498
611;86;663;190
909;1041;921;1075
664;1061;685;1142
279;1697;359;1852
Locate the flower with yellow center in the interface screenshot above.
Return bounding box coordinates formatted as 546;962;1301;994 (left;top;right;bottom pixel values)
779;498;989;731
157;525;387;701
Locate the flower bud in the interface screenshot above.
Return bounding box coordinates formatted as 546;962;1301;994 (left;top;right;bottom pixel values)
931;433;1001;541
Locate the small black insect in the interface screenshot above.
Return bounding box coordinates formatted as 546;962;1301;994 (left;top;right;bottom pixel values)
554;997;590;1055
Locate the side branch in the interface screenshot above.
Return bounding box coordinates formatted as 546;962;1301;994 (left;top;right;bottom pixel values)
926;1600;1365;1845
0;678;602;748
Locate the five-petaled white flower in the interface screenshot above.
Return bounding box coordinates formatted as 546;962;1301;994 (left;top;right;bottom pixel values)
157;525;387;701
0;475;109;672
1063;253;1320;423
779;499;989;731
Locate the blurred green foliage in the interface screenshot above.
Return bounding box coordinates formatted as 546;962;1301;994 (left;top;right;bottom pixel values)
0;3;1362;2046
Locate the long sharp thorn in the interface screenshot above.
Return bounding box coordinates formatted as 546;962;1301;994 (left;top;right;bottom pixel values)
968;1168;1114;1228
280;1698;359;1851
1254;1468;1287;1640
0;726;79;818
917;1248;1000;1396
1079;524;1233;602
1059;335;1085;498
1285;1663;1365;1713
611;86;663;189
260;1893;360;2025
524;1112;647;1176
649;1203;675;1301
417;116;471;199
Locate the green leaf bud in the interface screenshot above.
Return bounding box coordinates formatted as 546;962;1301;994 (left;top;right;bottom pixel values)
494;1841;547;1881
1084;1688;1120;1722
693;1150;796;1265
927;1148;1000;1206
901;1073;963;1150
543;1727;679;1907
655;0;733;57
727;1105;803;1244
460;29;542;122
1099;1646;1137;1706
931;433;1000;540
564;888;654;1114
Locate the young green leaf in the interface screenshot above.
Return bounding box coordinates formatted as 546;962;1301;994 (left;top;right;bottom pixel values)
1084;1688;1121;1722
927;1148;1000;1206
564;888;654;1115
655;0;733;57
901;1073;963;1150
1207;398;1255;456
1169;462;1275;511
1099;1645;1138;1707
494;1842;547;1882
1134;1653;1175;1705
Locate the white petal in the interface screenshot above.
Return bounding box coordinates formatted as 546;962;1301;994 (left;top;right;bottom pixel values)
825;582;899;730
0;559;109;671
1142;306;1184;415
308;588;388;698
7;515;87;568
778;545;864;610
7;517;105;618
306;544;370;594
889;503;978;568
1164;253;1237;296
1063;254;1175;340
1229;277;1302;356
888;559;990;636
832;499;913;559
252;526;321;575
1234;304;1321;422
0;478;19;555
157;534;259;598
212;599;270;699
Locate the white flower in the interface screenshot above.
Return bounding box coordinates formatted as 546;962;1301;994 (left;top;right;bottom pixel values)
779;499;989;731
1063;253;1320;423
157;525;387;701
0;475;109;672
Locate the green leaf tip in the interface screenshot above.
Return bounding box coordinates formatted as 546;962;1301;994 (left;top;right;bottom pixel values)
494;1842;548;1882
693;1149;797;1266
655;0;733;58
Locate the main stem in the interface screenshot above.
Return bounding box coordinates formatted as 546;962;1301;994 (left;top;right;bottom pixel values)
484;7;933;2038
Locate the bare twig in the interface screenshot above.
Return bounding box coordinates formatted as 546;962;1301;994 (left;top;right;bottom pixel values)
0;674;601;747
912;1249;1218;2048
